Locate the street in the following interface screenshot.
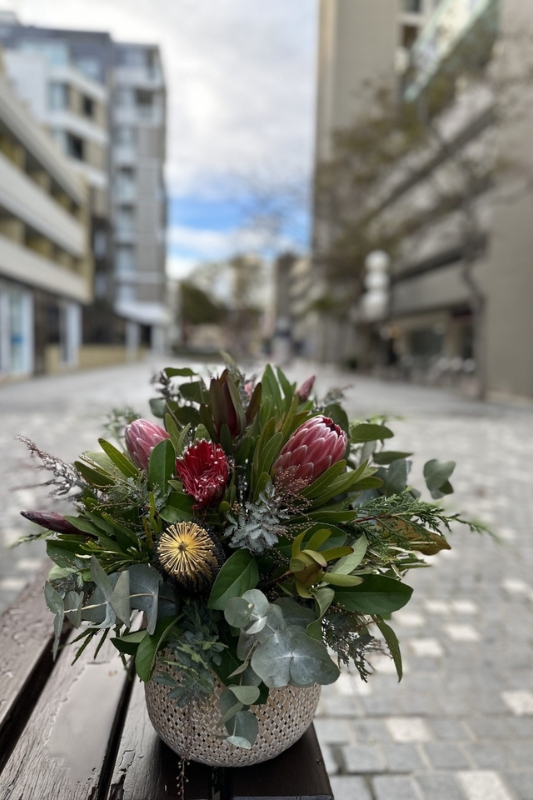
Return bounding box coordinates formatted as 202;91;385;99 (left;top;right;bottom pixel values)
1;360;532;800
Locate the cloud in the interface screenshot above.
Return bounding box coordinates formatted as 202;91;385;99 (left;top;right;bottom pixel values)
16;0;318;197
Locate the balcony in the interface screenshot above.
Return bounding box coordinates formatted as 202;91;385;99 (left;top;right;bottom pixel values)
404;0;497;100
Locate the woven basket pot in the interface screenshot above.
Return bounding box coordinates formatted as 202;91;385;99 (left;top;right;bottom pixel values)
145;663;321;767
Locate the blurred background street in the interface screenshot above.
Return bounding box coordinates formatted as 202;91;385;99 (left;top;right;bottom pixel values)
1;359;532;799
1;0;533;797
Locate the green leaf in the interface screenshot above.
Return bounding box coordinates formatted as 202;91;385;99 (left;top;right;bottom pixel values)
423;459;456;492
74;460;115;487
148;439;176;494
331;534;368;574
335;575;413;615
307;528;332;552
164;413;182;452
312;587;335;619
159;491;194;523
164;366;197;377
208;551;259;610
351;423;394;443
98;438;138;478
301;461;346;500
373;451;413;465
228;685;260;705
111;630;147;656
178;380;208;404
251;630;339;688
322;573;363;587
382;459;410;496
128;564;161;635
225;596;254;629
135;615;180;682
226;710;259;748
374;616;403;681
149;398;166;418
109;570;130;625
46;542;88;571
44;581;64;660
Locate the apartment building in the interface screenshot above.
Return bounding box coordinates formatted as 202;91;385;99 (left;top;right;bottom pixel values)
112;43;167;353
0;52;92;378
311;0;533;400
0;16;168;353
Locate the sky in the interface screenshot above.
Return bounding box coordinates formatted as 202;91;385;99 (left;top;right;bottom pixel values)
5;0;318;279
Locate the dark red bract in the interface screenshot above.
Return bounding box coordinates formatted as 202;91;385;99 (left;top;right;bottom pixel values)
176;440;230;509
124;419;169;471
273;415;347;491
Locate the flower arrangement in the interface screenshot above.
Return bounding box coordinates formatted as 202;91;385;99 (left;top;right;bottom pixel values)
20;361;482;752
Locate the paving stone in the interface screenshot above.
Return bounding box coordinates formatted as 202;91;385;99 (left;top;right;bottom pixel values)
320;744;339;775
501;690;533;716
314;718;354;745
456;770;514;800
408;638;445;657
351;719;391;743
386;717;433;743
465;742;512;770
429;718;472;741
372;775;422;800
380;743;425;773
444;624;481;642
341;744;385;774
502;771;533;800
329;776;373;800
423;743;471;770
415;772;468;800
466;716;513;740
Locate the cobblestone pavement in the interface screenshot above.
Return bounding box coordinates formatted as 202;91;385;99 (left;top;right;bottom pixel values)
1;359;533;800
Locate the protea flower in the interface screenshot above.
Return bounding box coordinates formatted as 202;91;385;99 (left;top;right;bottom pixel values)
176;440;229;509
273;415;347;490
124;419;169;471
155;522;225;593
296;375;315;402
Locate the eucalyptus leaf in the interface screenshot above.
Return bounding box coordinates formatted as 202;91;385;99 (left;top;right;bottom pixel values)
224;596;254;629
128;564;161;635
423;459;456;492
251;629;339;688
64;590;83;628
226;710;259;748
228;685;260;705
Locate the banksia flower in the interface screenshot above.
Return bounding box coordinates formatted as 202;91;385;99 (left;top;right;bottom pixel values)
124;419;169;471
273;415;347;490
155;522;225;593
296;375;315;402
176;440;229;509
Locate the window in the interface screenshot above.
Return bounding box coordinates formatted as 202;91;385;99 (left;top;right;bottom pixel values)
114;126;136;146
66;133;84;161
76;58;101;82
136;89;153;108
403;0;422;11
20;40;69;67
115;167;136;199
49;82;70;110
115;207;135;235
116;284;136;303
82;95;94;118
115;245;136;274
402;24;420;50
115;87;134;107
116;47;147;68
93;230;107;259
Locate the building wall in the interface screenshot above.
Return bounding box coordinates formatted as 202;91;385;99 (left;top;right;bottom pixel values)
0;61;92;378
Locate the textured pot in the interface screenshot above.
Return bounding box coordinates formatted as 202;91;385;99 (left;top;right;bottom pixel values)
145;666;321;767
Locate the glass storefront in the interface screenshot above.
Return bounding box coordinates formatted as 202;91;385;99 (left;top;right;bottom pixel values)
0;286;33;376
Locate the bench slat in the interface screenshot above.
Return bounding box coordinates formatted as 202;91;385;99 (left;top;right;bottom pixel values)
107;678;333;800
106;677;211;800
0;629;131;800
0;564;56;769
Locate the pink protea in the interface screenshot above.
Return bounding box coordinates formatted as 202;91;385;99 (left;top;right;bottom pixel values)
124;419;169;471
176;440;229;509
273;415;347;490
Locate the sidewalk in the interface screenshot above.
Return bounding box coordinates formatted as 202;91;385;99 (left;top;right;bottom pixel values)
1;360;532;799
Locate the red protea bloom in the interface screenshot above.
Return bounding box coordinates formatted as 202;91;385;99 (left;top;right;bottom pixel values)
176;440;229;509
124;419;169;471
273;415;347;490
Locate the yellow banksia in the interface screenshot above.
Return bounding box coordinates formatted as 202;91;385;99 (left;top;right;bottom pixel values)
155;522;224;593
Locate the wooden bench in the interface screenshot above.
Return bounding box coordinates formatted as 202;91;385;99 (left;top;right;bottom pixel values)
0;568;334;800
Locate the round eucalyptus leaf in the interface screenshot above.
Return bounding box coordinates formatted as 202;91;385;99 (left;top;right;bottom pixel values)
224;596;253;629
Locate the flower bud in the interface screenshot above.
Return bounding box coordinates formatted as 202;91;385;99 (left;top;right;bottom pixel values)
296;375;316;402
176;440;229;509
273;415;347;490
124;419;169;471
20;510;82;535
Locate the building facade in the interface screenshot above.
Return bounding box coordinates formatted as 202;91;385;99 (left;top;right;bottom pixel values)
0;52;92;378
0;15;168;353
311;0;533;401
